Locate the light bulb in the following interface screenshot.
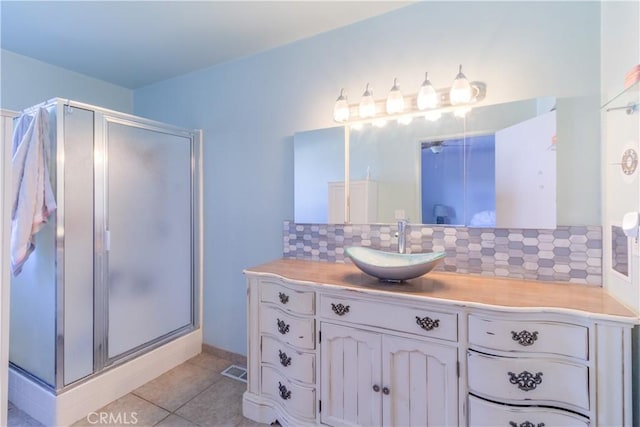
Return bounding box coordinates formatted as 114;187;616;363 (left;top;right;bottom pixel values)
386;78;405;114
454;106;472;118
359;83;376;118
449;64;472;105
424;111;442;121
333;88;349;122
417;72;439;110
398;116;413;125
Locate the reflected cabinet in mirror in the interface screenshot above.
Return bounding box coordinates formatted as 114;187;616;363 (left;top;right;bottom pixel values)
294;97;557;228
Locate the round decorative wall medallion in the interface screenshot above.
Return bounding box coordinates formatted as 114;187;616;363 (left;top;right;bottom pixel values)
621;148;638;175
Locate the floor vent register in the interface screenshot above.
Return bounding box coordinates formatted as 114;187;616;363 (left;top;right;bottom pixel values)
221;365;247;383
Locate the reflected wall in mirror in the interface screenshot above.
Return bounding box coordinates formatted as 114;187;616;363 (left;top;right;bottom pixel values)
421;134;495;226
294;97;557;228
420;100;557;228
611;225;629;277
294;126;344;223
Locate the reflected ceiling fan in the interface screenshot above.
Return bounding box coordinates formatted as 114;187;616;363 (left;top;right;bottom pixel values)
421;139;464;154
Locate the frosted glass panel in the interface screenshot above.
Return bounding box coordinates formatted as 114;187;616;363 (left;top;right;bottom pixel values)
9;221;56;386
106;122;192;359
9;107;58;387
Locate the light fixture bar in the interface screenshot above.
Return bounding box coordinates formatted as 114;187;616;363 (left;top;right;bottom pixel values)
338;82;487;125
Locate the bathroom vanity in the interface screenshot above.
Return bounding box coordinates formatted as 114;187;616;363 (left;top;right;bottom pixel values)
243;259;638;426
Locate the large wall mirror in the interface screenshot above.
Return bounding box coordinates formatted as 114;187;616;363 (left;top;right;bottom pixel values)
294;97;557;228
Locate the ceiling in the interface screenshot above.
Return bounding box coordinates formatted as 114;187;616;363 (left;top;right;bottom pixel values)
1;1;411;89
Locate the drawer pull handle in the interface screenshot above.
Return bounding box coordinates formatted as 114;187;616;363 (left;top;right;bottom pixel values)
508;370;543;391
382;386;390;395
331;303;350;316
279;292;289;304
278;382;292;400
373;384;380;392
509;422;545;427
277;318;290;335
416;316;440;331
511;330;539;346
278;349;292;367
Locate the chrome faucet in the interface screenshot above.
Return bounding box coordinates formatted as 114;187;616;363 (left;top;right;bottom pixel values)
397;219;407;254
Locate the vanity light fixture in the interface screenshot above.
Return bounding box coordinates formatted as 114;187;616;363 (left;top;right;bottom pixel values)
333;89;350;122
424;111;443;122
454;106;472;118
386;78;405;114
359;83;376;118
372;118;388;128
334;66;485;125
449;64;473;105
417;72;439;110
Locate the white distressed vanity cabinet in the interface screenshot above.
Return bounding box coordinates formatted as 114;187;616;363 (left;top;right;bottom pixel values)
243;259;638;427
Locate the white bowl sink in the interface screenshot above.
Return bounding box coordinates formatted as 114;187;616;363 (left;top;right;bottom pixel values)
345;246;446;282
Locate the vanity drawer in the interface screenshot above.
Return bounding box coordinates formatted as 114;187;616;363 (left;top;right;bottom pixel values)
260;280;315;315
261;365;316;420
320;295;457;342
467;351;589;411
260;305;315;350
469;315;588;360
261;335;315;384
468;394;590;427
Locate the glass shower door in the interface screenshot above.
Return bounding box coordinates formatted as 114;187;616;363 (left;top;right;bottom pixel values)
102;119;193;361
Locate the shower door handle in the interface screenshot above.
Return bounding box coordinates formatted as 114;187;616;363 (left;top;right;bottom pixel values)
105;230;111;252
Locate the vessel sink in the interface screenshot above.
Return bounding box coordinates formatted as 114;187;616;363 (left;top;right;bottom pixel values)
345;246;446;282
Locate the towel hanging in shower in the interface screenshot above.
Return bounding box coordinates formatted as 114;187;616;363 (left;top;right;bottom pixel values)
10;107;57;276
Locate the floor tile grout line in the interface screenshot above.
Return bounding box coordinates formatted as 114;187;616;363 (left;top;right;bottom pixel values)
152;412;203;427
141;370;231;426
130;390;175;414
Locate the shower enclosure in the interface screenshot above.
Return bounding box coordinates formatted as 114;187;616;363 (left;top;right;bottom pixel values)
8;98;202;423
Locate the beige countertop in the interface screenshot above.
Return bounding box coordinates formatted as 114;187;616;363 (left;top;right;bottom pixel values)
245;259;639;321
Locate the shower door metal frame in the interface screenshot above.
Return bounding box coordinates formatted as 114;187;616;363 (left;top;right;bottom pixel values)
93;109;202;371
11;98;202;394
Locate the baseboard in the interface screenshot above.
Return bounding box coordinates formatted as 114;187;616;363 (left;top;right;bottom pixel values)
202;343;247;367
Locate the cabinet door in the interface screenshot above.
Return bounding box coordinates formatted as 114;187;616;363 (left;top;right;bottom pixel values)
321;323;382;427
382;335;458;427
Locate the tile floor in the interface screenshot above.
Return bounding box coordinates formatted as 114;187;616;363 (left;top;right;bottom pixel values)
8;352;268;427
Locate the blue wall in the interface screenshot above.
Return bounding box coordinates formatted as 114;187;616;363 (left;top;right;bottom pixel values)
134;1;600;355
1;49;132;112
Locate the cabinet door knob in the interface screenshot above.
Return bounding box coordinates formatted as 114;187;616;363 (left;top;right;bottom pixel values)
382;386;390;395
415;316;440;331
279;292;289;304
277;318;290;335
511;330;538;346
509;422;545;427
372;384;380;392
508;370;543;391
278;349;292;367
331;303;350;316
278;381;292;400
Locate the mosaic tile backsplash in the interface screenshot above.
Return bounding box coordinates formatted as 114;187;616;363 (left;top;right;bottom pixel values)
283;221;603;285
